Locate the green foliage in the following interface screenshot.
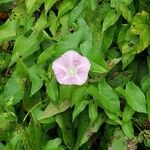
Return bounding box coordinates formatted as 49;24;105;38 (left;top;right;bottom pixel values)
0;0;150;149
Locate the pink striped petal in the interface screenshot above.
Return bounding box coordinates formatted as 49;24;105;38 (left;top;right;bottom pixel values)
52;50;91;85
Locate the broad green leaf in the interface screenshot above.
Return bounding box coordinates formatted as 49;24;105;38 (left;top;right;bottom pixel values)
87;85;119;115
0;112;17;141
22;116;41;150
58;0;76;17
25;0;43;15
34;12;48;32
101;25;116;52
0;52;10;71
2;73;25;106
59;85;73;101
118;24;130;49
38;45;55;64
0;0;14;5
29;65;43;95
102;9;121;32
111;0;133;7
55;112;74;149
130;11;150;53
90;61;108;73
122;104;135;123
122;54;135;69
74;113;106;150
105;109;121;125
55;29;83;55
146;90;150;121
108;128;128;150
73;100;89;121
126;82;147;113
44;0;57;14
10;33;39;66
141;75;150;92
46;77;58;102
122;121;134;139
42;138;64;150
89;102;98;124
147;56;150;73
38;99;71;120
48;11;60;36
88;0;97;10
116;82;147;113
98;80;120;115
0;20;18;41
3;132;23;150
70;0;85;23
118;3;132;23
71;86;87;106
107;70;133;88
78;18;92;57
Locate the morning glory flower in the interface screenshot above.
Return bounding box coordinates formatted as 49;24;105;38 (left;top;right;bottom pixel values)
52;50;91;85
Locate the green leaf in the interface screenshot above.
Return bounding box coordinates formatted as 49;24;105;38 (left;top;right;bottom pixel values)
22;116;41;150
108;128;128;150
55;29;83;55
0;0;14;5
105;109;121;125
122;104;135;123
111;0;133;7
116;82;147;113
118;24;130;49
89;102;98;124
55;112;74;149
48;11;60;36
0;52;10;71
34;11;48;32
141;75;150;92
122;121;134;139
122;54;135;69
118;3;132;23
10;33;39;66
102;8;121;32
130;11;150;53
88;0;97;10
70;0;84;23
2;73;25;106
25;0;43;15
38;99;71;120
0;112;17;141
71;86;87;106
0;20;18;41
38;45;55;64
44;0;57;14
146;90;150;121
73;101;89;121
58;0;76;17
59;85;73;101
98;80;120;115
74;113;106;150
42;138;64;150
4;132;23;150
46;77;58;102
29;65;43;96
90;61;108;73
107;70;133;88
101;26;116;52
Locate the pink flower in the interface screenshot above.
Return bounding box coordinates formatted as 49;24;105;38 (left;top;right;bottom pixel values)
52;50;91;85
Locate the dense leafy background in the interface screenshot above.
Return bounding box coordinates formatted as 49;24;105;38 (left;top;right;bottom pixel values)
0;0;150;149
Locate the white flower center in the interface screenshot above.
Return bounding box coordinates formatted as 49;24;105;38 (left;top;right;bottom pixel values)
67;67;76;76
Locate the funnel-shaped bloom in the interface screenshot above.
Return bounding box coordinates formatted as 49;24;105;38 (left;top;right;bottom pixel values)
52;50;91;85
